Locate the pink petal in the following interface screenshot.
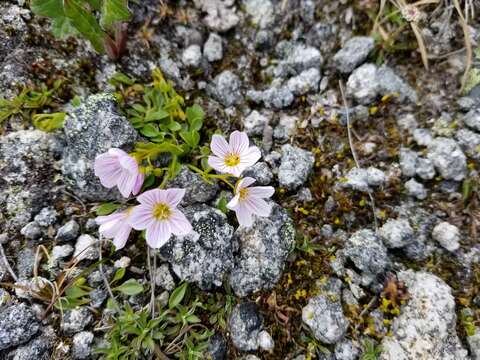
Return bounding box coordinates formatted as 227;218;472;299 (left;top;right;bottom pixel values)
208;155;228;173
244;197;271;217
99;220;122;238
132;173;144;195
165;188;186;207
112;224;132;250
229;131;249;154
137;189;162;206
117;170;137;198
227;194;240;210
146;220;172;248
169;209;192;236
95;212;124;225
228;164;244;177
247;186;275;199
240;146;261;167
236;177;256;190
210;134;230;158
235;204;253;227
118;153;138;174
108;148;128;157
94;153;121;188
129;205;154;230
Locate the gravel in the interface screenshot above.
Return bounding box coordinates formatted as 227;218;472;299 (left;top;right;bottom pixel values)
61;308;93;334
182;44;202;67
278;144;315;190
209;70;243;107
229;303;263;351
405;178;428;200
432;222;461;252
379;218;414;248
55;220;80;243
344;229;388;276
203;33;223;62
72;331;94;359
333;36;375;74
427;137;467;181
0;303;40;351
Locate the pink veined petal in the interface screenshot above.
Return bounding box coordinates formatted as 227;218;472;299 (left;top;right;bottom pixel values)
132;173;144;196
118;153;138;174
112;224;132;250
227;194;241;210
165;188;186;207
108;148;128;157
247;186;275;199
94;154;122;188
235;203;253;227
137;189;162;206
240;146;261;167
116;170;137;198
146;220;172;249
228;164;244;177
95;212;125;225
129;205;155;230
210;134;230;158
244;197;271;217
99;220;122;238
169;209;192;236
229;131;249;155
208;155;228;174
236;177;256;190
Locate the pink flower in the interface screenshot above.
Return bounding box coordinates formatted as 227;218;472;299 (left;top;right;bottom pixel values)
94;148;144;198
129;188;192;248
96;209;133;250
227;177;275;227
208;131;261;177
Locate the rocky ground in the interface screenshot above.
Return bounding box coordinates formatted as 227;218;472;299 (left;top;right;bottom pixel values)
0;0;480;359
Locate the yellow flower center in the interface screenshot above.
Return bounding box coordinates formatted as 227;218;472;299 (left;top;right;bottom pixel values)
152;203;172;221
239;188;249;200
224;153;241;167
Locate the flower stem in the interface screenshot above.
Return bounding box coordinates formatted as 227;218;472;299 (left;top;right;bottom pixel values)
187;164;236;190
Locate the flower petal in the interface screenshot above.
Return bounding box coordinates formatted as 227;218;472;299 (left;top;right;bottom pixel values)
169;209;192;236
229;131;249;154
117;170;137;198
137;189;163;206
228;165;244;177
240;146;261;167
112;224;132;250
108;148;128;157
132;173;144;196
95;212;125;225
118;153;138;174
208;155;228;174
210;134;230;158
227;194;241;210
244;197;271;217
129;205;154;230
146;220;172;248
235;204;253;227
94;153;121;188
165;188;186;207
236;177;256;190
247;186;275;199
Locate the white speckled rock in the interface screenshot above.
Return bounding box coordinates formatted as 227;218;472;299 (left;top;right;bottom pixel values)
379;270;469;360
432;222;461;252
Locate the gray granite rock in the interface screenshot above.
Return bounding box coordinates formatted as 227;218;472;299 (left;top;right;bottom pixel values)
243;110;270;136
334;339;361;360
61;308;93;334
302;295;348;344
55;220;80;243
9;326;55;360
376;65;417;103
229;202;295;297
286;68;321;96
74;235;99;261
62;93;139;201
413;128;433;146
16;247;35;279
203;33;223;62
229;303;263;351
242;162;274;185
72;331;94;359
340;167;385;192
399;148;418;177
34;207;57;227
468;331;480;360
182;44;202;67
405;178;427;200
243;0;275;29
427;137;467;181
379;271;468;360
154;264;175;291
0;303;40;350
432;222;461;252
207;333;227;360
246;82;294;109
278;144;315;190
209;70;243;107
0;130;62;229
161;204;234;290
167;166;218;206
464;108;480;132
333;36;374;74
344;229;388;276
194;0;240;32
379;219;414;248
274;43;323;78
20;222;42;240
456;128;480;160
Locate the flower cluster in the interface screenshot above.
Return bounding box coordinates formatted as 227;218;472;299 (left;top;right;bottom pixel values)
94;131;274;250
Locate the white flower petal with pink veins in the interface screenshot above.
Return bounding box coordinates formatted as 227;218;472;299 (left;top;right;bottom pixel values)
229;131;249;154
96;210;133;250
210;134;230;158
169;209;192;236
228;177;275;227
146;220;172;248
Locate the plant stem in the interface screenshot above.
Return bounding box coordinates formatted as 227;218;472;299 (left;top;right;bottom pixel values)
98;236;119;311
0;242;18;282
147;246;156;318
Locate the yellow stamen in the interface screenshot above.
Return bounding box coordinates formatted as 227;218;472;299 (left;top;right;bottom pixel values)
239;188;249;200
152;203;171;220
224;153;241;167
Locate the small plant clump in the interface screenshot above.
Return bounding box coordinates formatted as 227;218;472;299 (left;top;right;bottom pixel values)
30;0;130;59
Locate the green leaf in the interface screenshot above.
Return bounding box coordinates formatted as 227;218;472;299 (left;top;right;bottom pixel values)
140;123;159;138
186;104;204;131
65;285;91;299
51;16;77;38
63;0;105;53
169;282;187;309
95;202;121;216
110;72;135;86
32;112;66;132
111;267;126;284
31;0;64;17
217;196;228;214
101;0;130;30
145;109;169;122
113;279;144;296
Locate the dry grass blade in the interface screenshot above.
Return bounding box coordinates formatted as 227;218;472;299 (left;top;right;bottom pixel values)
452;0;473;92
410;22;429;69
